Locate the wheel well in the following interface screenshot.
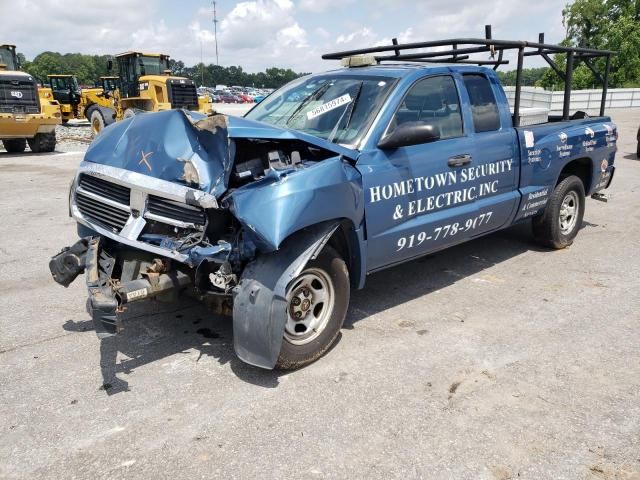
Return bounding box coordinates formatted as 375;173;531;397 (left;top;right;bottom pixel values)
558;158;592;193
327;220;362;289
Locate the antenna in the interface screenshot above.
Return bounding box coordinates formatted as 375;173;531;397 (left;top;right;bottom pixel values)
212;0;220;65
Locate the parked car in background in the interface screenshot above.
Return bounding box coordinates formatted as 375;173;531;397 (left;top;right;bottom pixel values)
219;93;241;103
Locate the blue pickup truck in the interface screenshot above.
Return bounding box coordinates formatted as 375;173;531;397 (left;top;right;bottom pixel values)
49;41;617;370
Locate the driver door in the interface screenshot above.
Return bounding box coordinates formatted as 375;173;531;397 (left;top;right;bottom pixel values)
51;78;72;104
359;74;477;271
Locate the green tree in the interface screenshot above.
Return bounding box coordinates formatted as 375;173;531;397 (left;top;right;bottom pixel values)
18;50;310;89
542;0;640;88
496;67;549;86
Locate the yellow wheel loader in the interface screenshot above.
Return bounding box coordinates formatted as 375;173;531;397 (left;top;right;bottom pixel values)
46;74;115;130
0;44;61;153
88;51;213;135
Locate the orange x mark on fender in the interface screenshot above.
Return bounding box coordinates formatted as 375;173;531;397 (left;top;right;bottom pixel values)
139;150;153;171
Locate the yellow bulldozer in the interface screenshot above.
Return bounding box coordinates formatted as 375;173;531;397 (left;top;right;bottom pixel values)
0;44;61;153
45;74;114;125
88;51;213;135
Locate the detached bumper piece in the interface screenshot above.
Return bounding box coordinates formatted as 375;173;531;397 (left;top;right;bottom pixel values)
49;238;91;287
84;238;119;338
49;237;192;338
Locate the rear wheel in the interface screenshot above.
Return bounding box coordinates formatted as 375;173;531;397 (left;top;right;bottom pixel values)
276;245;349;370
88;108;105;136
27;132;56;153
533;175;585;249
2;138;27;153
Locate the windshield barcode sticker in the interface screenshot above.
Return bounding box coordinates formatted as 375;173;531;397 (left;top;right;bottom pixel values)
306;94;352;120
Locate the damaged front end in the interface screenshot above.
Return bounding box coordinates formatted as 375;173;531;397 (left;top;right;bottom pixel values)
50;109;363;368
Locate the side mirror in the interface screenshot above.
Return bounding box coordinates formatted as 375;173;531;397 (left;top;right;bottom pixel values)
378;122;441;149
107;60;113;71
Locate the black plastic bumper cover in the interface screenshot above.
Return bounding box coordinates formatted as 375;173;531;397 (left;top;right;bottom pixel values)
232;221;339;369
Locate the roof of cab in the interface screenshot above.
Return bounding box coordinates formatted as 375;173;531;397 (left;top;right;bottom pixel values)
115;51;169;58
316;63;491;78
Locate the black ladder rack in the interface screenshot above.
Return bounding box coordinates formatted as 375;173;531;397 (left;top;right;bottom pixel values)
322;25;616;124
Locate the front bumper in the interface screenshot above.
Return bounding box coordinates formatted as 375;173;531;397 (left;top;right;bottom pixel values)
50;237;192;337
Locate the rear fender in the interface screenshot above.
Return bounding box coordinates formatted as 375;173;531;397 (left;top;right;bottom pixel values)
232;221;339;369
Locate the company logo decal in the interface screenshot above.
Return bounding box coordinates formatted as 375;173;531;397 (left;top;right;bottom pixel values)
10;91;23;99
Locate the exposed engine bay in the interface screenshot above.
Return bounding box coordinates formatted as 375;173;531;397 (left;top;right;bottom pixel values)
230;138;337;187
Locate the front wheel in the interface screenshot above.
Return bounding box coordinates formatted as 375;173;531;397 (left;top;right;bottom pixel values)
533;175;585;249
27;132;56;153
276;245;350;370
2;138;27;153
88;108;105;136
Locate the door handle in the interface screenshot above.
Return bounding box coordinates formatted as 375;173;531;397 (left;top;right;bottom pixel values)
448;154;472;167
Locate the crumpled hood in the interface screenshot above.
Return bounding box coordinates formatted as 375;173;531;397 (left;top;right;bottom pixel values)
84;109;357;197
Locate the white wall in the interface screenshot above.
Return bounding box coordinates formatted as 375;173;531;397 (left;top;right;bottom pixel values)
503;87;640;116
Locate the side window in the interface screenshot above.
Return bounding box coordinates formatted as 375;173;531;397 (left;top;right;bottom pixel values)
462;74;500;132
388;75;462;140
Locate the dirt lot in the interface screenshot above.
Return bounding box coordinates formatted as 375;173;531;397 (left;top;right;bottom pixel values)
1;109;639;480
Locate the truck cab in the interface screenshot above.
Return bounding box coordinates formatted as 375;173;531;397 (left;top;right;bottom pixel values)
47;74;82;123
98;76;119;94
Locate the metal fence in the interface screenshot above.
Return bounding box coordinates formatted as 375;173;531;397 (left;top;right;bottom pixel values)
504;87;640;115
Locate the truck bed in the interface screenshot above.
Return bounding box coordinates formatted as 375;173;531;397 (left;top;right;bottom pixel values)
512;116;617;222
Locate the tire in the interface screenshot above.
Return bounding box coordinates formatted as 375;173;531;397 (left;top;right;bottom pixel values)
27;132;56;153
2;138;27;153
276;245;350;370
533;175;585;249
88;108;105;136
123;108;137;119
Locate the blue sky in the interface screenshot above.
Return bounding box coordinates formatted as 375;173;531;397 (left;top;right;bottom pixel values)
4;0;570;73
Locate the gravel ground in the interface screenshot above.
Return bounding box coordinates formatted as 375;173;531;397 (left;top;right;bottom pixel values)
0;109;639;480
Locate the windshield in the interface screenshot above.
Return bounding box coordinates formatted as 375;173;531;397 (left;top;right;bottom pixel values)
51;77;80;93
0;47;17;70
138;56;169;76
103;78;118;91
245;74;395;147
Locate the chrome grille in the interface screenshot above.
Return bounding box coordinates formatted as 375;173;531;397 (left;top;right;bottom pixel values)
147;195;206;225
78;174;130;205
75;191;130;232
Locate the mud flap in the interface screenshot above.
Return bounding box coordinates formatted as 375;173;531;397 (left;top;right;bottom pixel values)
232;221;339;369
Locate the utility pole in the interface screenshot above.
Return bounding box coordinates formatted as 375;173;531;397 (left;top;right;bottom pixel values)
200;38;204;86
212;0;219;65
